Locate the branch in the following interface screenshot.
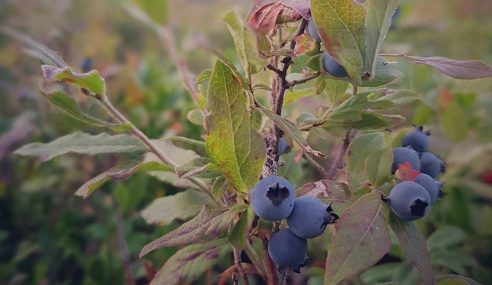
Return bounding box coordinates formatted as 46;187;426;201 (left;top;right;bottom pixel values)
326;130;356;180
287;72;321;88
99;96;212;197
111;194;136;285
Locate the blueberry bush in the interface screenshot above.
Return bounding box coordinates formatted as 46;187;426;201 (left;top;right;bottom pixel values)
2;0;492;284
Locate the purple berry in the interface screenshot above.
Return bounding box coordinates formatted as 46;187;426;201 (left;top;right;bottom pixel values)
389;181;431;221
322;51;348;78
268;229;308;271
420;152;445;178
392;147;421;174
414;173;443;204
287;196;338;238
402;126;430;152
307;18;321;42
251;176;295;221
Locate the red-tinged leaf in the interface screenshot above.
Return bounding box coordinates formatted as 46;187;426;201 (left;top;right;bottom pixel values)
391;55;492;80
139;206;243;257
247;0;309;33
389;212;435;285
296;179;349;203
294;34;317;55
397;162;420;181
150;239;231;285
324;191;391;285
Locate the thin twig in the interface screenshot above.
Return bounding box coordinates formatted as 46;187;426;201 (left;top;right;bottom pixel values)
234;248;250;285
287;72;321;88
303;152;329;178
326;130;356;180
111;194;136;285
99;96;212;196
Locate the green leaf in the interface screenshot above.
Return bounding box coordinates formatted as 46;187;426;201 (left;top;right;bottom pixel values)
15;132;145;161
324;191;390;285
176;157;221;179
159;137;207;156
439;101;468;141
212;176;228;201
325;79;349;106
223;11;250;77
284;88;316;106
186;109;204;126
139;206;242;257
0;27;66;67
229;207;254;250
134;0;168;25
311;0;367;82
389;212;435;285
75;159;172;198
435;274;482;285
141;190;215;226
359;58;401;87
258;106;326;158
205;60;266;192
42;65;106;96
366;146;392;186
40;92;127;131
361;263;401;285
346;132;388;173
427;226;467;252
150;238;231;285
364;0;400;78
431;250;478;275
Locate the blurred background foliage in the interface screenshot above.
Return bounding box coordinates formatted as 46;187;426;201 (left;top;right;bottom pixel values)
0;0;491;284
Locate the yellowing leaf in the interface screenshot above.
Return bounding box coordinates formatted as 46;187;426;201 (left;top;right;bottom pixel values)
205;60;266;192
311;0;367;82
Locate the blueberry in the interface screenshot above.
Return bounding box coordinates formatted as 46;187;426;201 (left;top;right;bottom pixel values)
287;196;338;238
392;147;421;174
414;173;443;204
389;181;431;221
81;58;93;73
307;18;321;42
322;51;348;78
420;152;445;178
268;229;308;271
278;137;290;155
251;176;296;221
401;126;430;152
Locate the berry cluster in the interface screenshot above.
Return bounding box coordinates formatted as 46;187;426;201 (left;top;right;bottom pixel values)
251;176;338;272
389;127;445;221
307;18;348;78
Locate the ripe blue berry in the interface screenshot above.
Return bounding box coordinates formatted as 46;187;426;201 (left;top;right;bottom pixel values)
414;173;443;204
287;196;338;238
251;176;295;221
401;126;430;152
278;137;290;155
389;181;431;221
322;51;348;78
307;18;321;42
392;147;421;173
420;152;445;178
268;229;308;271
